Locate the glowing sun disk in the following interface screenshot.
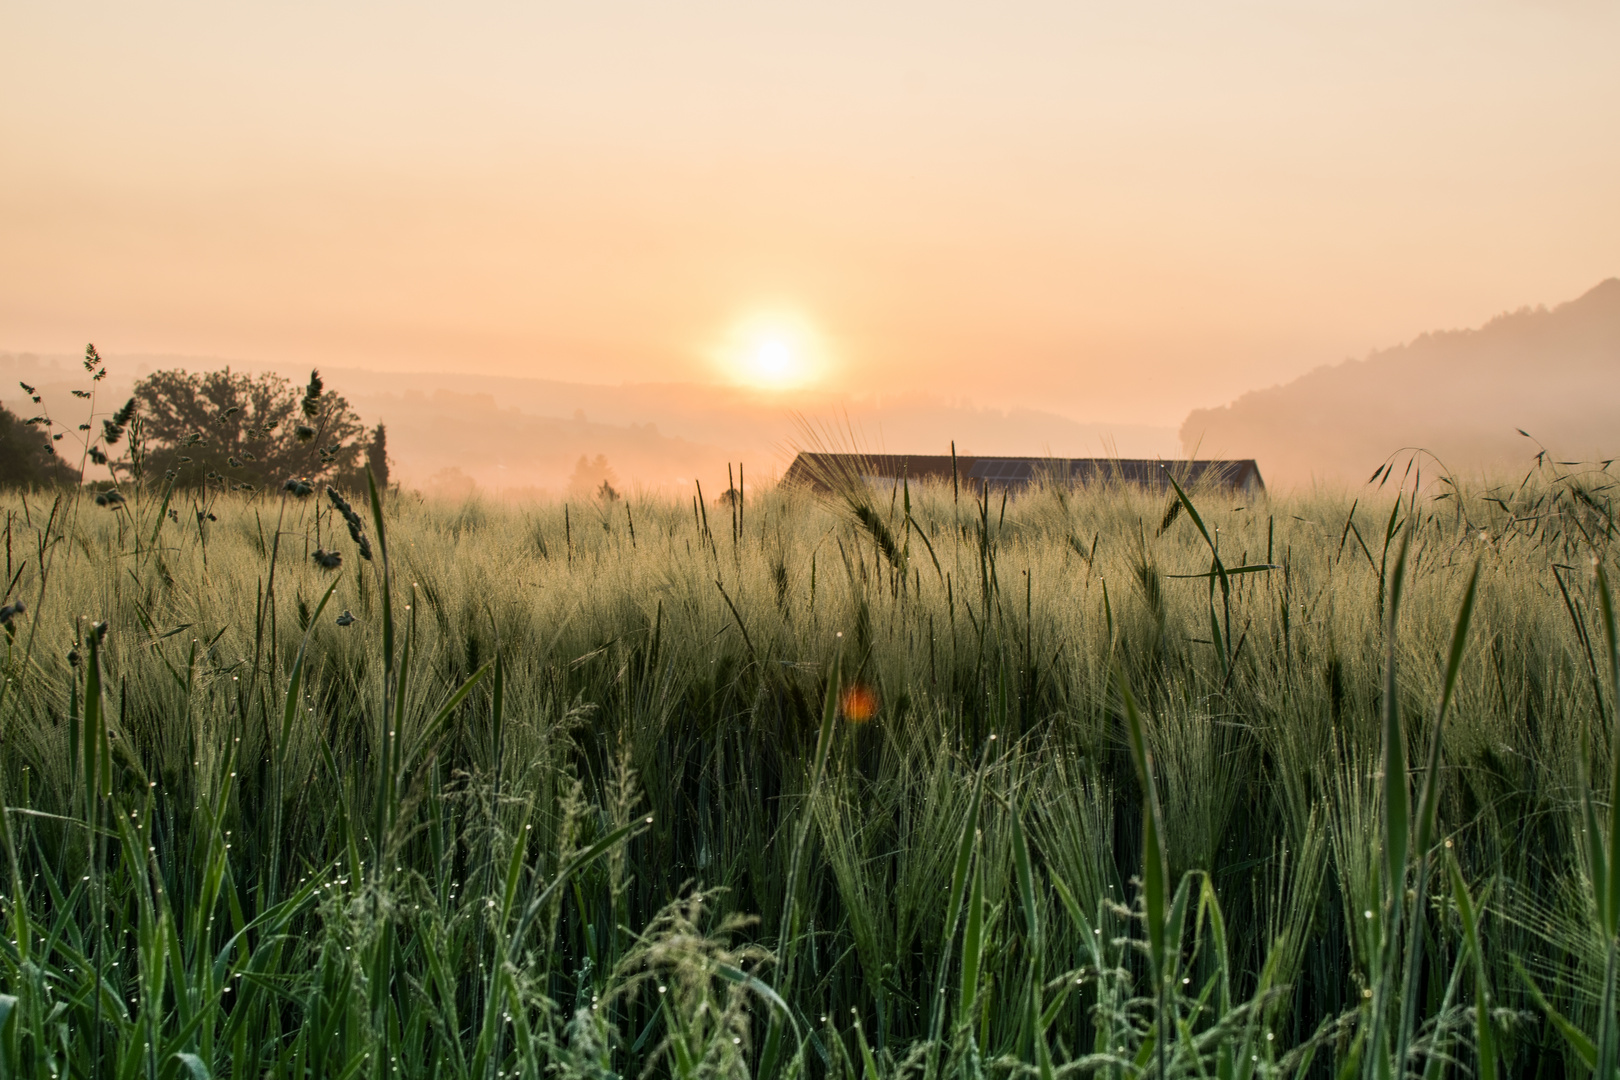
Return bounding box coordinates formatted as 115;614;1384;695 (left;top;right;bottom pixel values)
752;338;797;381
720;313;824;390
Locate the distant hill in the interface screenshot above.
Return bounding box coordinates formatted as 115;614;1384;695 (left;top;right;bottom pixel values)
1180;278;1620;489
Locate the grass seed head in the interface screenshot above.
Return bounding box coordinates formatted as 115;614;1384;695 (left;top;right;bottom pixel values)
302;370;324;418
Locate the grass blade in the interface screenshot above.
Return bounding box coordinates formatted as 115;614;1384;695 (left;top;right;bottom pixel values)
1399;561;1480;1061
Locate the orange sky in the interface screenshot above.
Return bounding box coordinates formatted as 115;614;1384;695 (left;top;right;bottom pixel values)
3;1;1617;427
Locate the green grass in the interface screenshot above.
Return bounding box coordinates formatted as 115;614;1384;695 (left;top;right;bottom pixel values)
0;457;1617;1078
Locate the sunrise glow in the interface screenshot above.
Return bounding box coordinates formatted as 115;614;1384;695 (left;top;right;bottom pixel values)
718;314;826;391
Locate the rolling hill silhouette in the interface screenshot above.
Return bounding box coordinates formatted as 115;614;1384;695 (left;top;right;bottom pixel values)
1180;278;1620;488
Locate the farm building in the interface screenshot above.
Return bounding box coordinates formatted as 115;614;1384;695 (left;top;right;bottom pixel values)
781;453;1264;496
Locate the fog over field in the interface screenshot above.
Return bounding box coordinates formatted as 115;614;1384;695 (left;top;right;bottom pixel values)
9;277;1616;495
0;351;1179;497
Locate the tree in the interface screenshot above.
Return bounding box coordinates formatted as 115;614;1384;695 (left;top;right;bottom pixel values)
0;403;81;489
566;454;618;501
134;368;365;492
364;424;390;490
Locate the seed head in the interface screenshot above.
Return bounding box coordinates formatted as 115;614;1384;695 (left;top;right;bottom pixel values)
326;487;374;559
302;370;324;418
101;399;137;446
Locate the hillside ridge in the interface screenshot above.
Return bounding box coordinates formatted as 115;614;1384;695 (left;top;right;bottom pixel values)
1180;278;1620;487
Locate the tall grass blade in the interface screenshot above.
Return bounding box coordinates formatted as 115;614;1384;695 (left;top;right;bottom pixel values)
761;649;842;1080
1592;566;1620;1078
1117;665;1169;1079
1398;560;1480;1063
924;742;988;1077
1372;525;1411;1080
1446;857;1496;1080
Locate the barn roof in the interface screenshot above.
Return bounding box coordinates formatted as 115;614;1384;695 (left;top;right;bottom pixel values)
782;453;1264;494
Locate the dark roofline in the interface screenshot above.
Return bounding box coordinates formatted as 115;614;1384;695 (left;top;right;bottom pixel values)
782;453;1264;493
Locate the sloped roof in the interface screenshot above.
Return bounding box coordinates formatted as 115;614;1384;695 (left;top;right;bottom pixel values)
782;453;1263;493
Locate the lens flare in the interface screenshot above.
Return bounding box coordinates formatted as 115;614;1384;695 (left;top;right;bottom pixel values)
839;683;880;723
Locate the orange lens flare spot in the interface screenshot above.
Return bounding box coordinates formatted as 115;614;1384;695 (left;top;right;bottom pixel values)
839;683;880;723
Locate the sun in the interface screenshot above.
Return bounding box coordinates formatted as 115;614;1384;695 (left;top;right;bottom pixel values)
751;336;797;382
718;312;826;390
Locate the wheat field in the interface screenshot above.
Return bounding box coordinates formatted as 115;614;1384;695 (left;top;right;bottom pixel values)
0;457;1616;1078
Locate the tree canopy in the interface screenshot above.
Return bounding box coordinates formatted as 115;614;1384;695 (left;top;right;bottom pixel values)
134;369;367;491
0;403;81;489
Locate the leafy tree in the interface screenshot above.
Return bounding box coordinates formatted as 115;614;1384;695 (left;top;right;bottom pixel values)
134;368;364;492
0;403;81;489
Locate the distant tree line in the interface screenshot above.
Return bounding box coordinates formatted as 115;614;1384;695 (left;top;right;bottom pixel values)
0;349;389;494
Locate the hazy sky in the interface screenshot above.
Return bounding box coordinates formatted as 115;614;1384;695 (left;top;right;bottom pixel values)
3;0;1616;426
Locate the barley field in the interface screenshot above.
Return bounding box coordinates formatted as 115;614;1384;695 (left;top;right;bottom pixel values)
0;458;1617;1079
